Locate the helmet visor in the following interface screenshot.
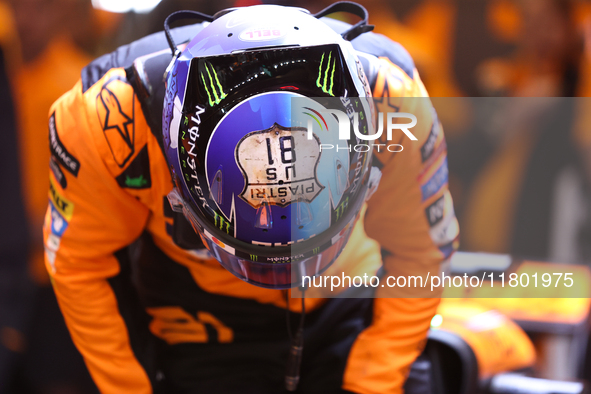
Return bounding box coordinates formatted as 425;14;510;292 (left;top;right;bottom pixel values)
182;43;362;114
167;188;357;289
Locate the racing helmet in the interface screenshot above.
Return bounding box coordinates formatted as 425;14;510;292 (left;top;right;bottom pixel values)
162;2;378;289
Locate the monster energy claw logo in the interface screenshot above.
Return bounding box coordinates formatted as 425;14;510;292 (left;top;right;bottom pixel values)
317;52;336;96
214;211;231;234
201;62;227;106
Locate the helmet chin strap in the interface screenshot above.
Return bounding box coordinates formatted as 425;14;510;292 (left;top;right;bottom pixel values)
284;287;307;391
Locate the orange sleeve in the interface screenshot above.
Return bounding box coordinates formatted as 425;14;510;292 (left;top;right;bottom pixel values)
43;75;153;393
343;62;458;394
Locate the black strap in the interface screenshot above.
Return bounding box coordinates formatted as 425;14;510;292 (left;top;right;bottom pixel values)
164;10;214;56
314;1;374;41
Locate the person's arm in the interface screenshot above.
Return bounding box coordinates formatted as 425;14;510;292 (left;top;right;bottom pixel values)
343;59;458;394
43;71;154;393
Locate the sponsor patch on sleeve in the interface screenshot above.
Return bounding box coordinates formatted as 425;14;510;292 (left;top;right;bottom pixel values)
429;214;459;247
48;202;69;237
424;188;459;254
45;248;56;274
49;157;67;189
46;233;61;251
424;191;455;227
420;158;448;202
49;112;80;177
49;177;74;221
425;195;445;227
115;145;152;189
45;199;71;275
420;114;440;163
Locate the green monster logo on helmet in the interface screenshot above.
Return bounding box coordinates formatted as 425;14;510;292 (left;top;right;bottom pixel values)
317;52;336;96
201;62;228;106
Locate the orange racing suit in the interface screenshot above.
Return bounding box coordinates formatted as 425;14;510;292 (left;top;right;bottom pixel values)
43;20;458;394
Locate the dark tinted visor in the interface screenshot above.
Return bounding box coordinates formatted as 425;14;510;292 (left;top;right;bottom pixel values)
183;43;361;113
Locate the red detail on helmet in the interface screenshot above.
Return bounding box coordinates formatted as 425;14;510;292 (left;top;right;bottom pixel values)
212;237;225;248
233;0;262;7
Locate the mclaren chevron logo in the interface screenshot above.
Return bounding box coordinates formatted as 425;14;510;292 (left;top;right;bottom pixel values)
317;52;336;96
201;63;227;106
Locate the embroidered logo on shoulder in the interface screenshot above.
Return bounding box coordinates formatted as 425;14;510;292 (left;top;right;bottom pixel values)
49;112;80;177
96;76;135;168
236;123;324;209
